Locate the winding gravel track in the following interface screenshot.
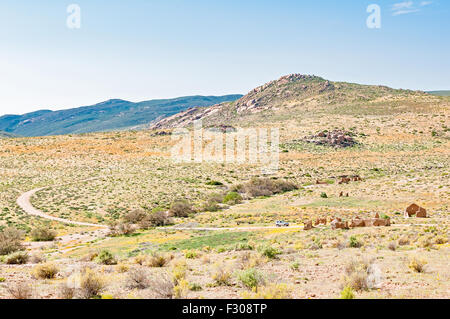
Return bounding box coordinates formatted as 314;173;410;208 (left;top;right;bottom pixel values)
16;181;435;233
16;182;107;228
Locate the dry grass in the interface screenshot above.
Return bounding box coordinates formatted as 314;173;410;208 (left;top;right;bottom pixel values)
79;268;105;299
32;262;59;279
408;256;428;273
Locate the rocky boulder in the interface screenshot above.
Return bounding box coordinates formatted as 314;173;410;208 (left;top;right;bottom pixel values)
303;130;357;148
405;204;427;218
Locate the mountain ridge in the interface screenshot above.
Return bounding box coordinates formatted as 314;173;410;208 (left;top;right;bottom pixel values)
151;74;448;130
0;95;243;137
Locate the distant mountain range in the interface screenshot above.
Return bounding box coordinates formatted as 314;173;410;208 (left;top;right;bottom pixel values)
427;91;450;96
0;95;242;137
0;131;19;138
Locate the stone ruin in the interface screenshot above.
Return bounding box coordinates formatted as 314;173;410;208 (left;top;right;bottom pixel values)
338;175;362;184
303;220;313;230
331;219;349;230
304;212;391;231
303;130;357;148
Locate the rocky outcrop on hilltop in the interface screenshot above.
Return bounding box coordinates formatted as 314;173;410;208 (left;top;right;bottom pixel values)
149;73;428;131
234;74;334;113
149;73;336;129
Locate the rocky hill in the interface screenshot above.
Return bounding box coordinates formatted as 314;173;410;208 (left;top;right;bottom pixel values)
151;74;447;130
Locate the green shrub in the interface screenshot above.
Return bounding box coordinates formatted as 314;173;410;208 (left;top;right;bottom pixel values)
349;235;362;248
235;268;265;291
223;192;243;205
234;243;253;251
96;250;117;265
340;286;355;299
290;261;300;271
320;192;328;198
184;250;198;259
189;283;202;291
258;245;281;259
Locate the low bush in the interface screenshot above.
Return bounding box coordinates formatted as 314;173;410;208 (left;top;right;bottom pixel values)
6;282;33;299
58;284;76;299
96;249;117;265
169;200;195;218
30;227;57;242
290;261;300;271
409;256;427;273
0;227;24;255
173;279;189;299
258;245;281;259
235;268;265;291
32;262;59;279
79;268;105;299
223;192;243;205
123;209;147;224
29;253;45;264
149;272;175;299
108;222;136;237
340;286;355;299
398;236;410;246
349;235;363;248
139;211;171;228
184;250;198;259
125;267;150;289
211;264;232;286
172;259;187;285
233;178;297;198
234;243;254;251
189;283;202;291
342;258;378;291
147;252;170;267
5;251;29;265
388;241;397;251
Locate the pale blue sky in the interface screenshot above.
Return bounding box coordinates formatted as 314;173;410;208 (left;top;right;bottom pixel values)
0;0;449;115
